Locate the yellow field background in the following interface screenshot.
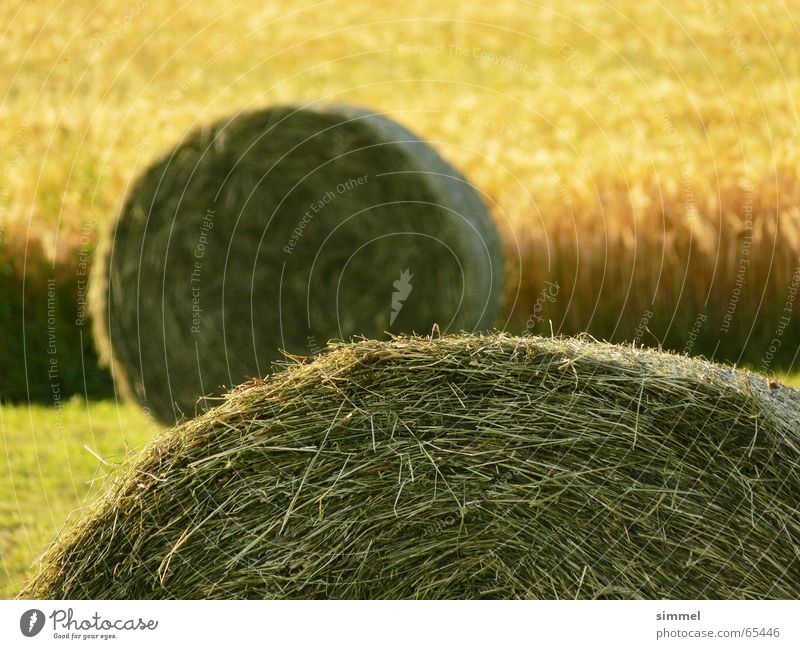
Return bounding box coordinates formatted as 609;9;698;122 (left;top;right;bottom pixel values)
2;0;799;364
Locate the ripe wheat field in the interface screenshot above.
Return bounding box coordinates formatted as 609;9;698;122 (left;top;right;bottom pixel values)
3;0;800;366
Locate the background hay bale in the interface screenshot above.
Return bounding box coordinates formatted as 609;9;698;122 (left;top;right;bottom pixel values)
92;104;504;424
23;334;800;599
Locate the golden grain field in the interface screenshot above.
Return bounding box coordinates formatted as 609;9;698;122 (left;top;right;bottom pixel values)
2;0;799;366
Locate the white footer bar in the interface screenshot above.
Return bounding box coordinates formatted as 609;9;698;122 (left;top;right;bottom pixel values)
1;600;797;648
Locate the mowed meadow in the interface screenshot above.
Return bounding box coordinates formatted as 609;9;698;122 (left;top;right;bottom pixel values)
0;401;156;597
1;0;800;594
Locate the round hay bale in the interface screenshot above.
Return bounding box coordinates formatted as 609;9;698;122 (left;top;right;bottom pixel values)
92;104;504;424
23;334;800;599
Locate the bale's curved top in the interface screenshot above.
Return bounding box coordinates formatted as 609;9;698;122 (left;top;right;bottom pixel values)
91;104;504;424
23;334;800;599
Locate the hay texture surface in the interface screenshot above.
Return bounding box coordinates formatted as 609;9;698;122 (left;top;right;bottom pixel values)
92;104;503;424
24;334;800;599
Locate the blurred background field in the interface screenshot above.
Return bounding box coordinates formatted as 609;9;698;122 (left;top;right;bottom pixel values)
2;0;800;595
4;0;800;385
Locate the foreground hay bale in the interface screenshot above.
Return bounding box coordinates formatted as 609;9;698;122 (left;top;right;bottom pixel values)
92;104;504;424
24;334;800;599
